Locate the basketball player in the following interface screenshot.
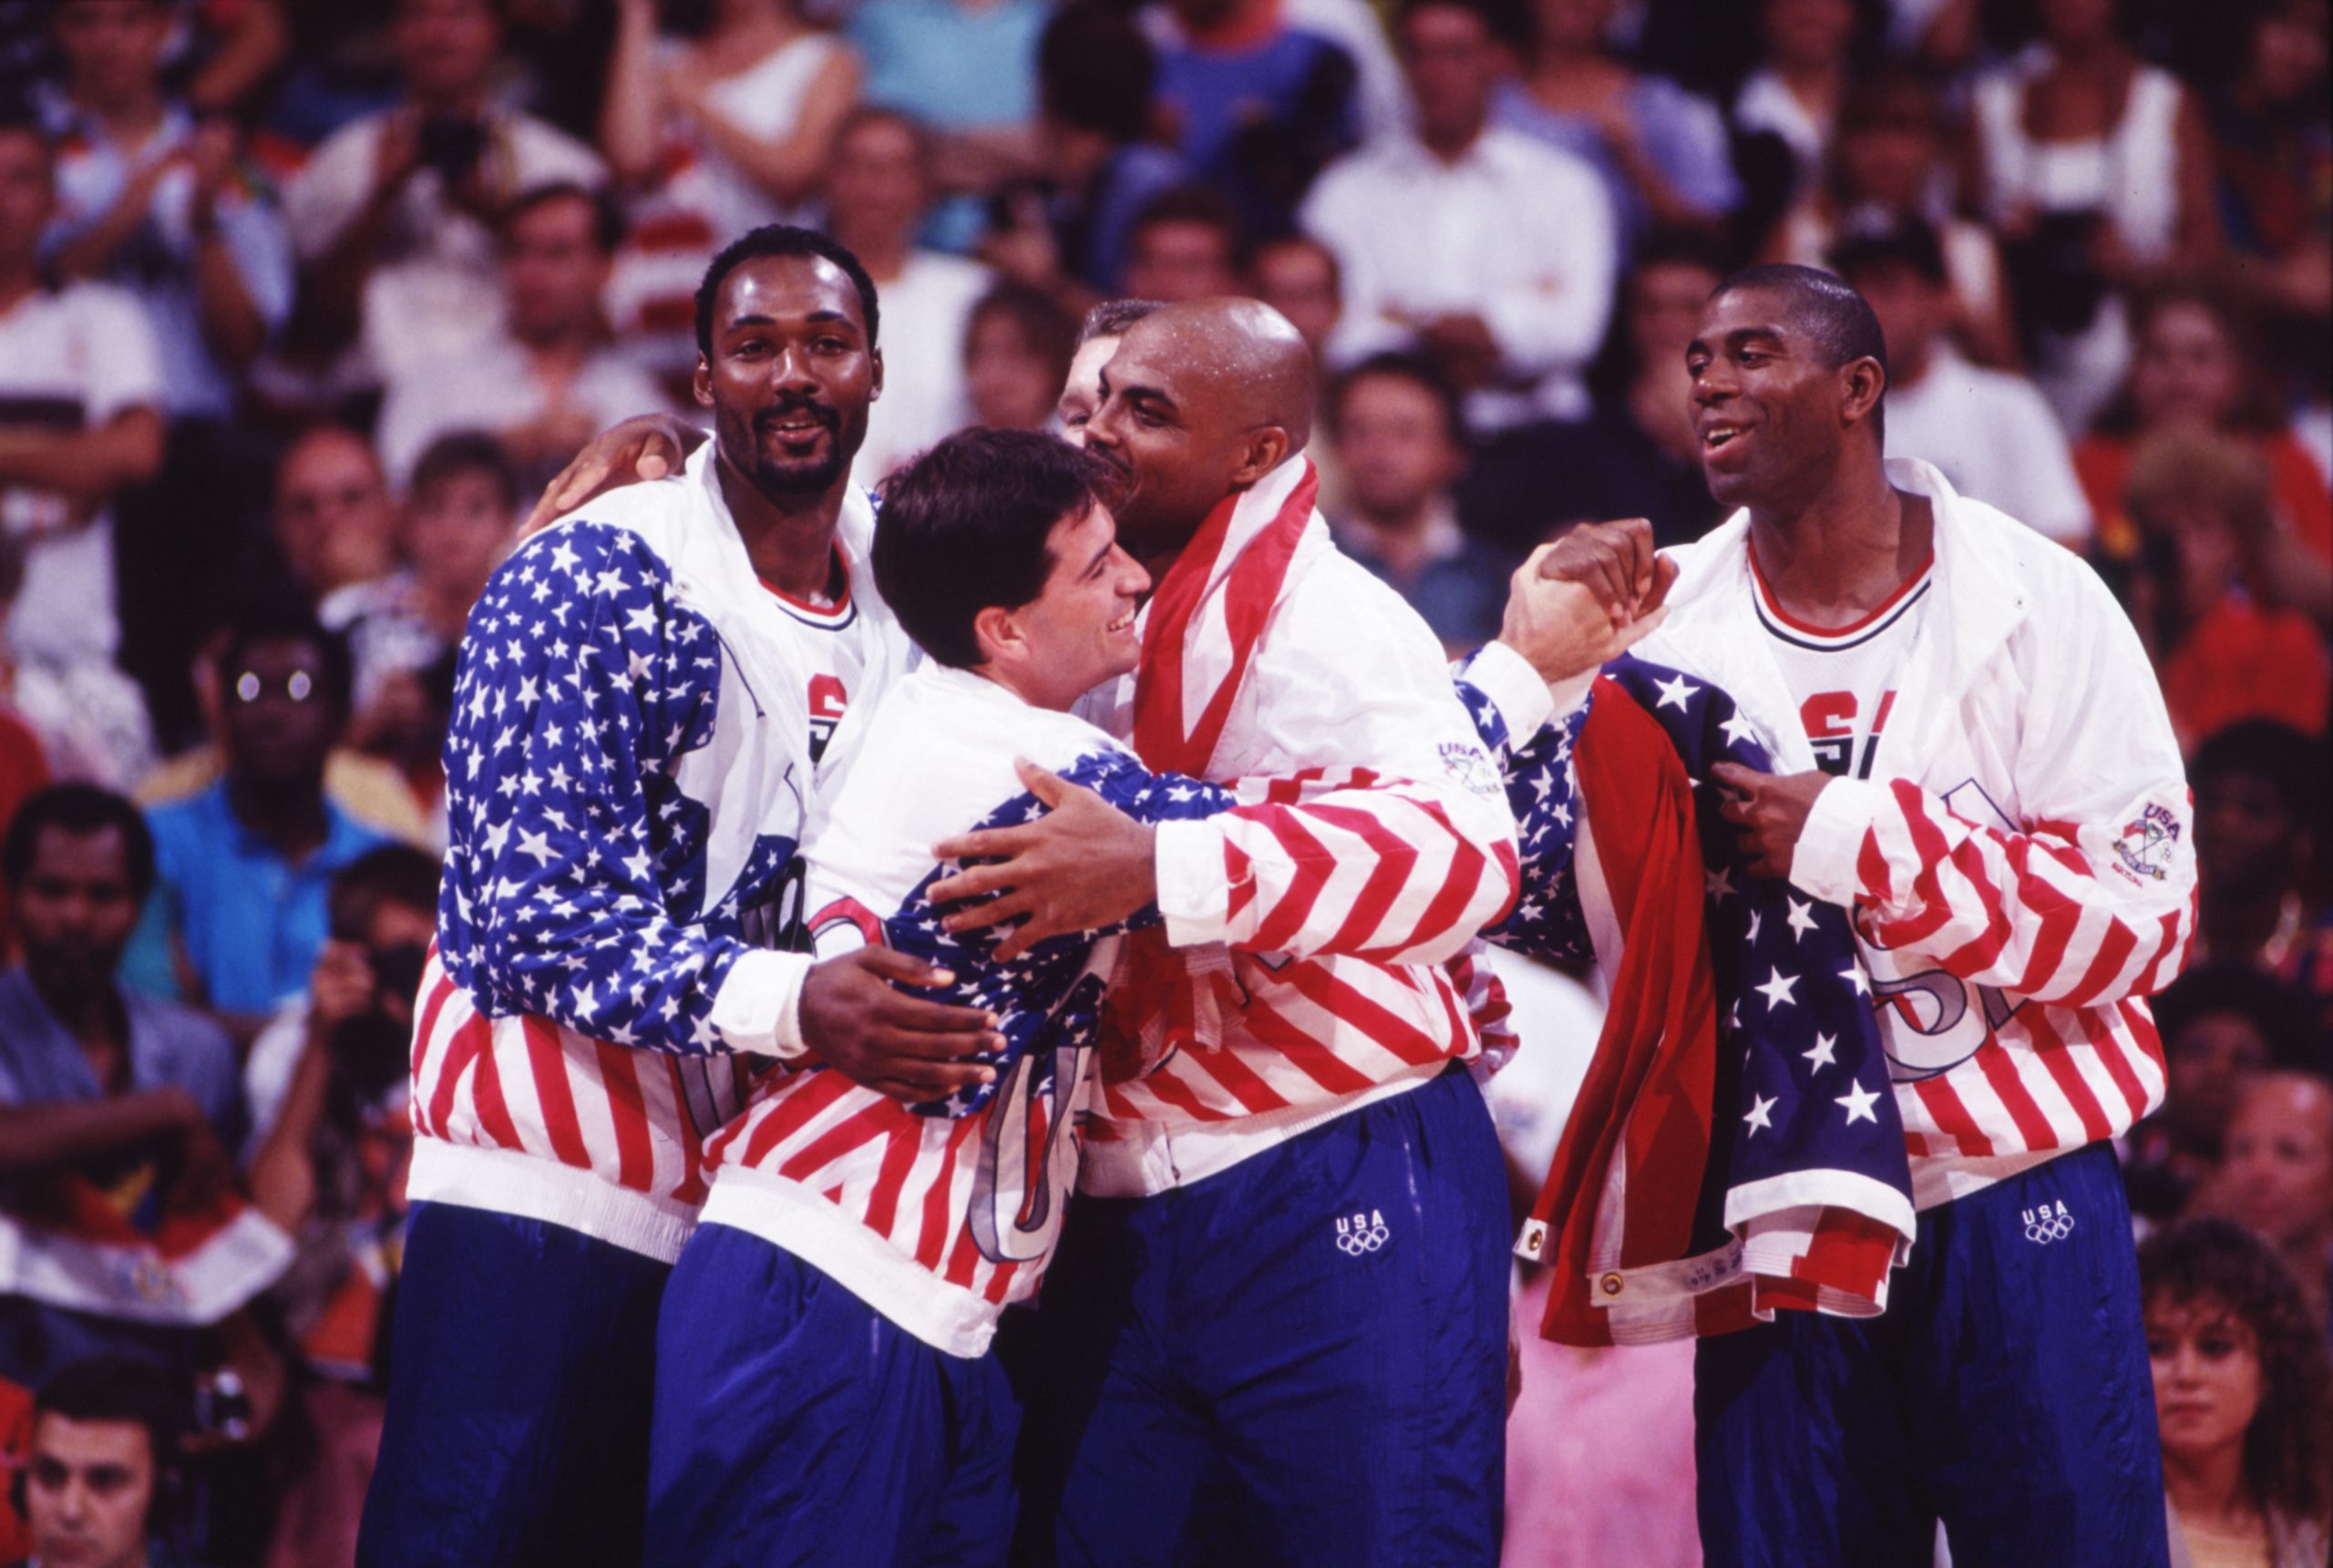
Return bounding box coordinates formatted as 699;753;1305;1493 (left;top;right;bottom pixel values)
1540;265;2190;1567
359;227;997;1565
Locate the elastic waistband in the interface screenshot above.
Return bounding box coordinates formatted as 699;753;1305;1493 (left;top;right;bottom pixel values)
1079;1061;1444;1197
405;1139;700;1264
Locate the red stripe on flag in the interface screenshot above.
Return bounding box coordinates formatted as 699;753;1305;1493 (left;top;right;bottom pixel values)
2021;1008;2112;1145
426;1009;490;1143
777;1101;895;1184
1973;1040;2060;1149
917;1118;980;1270
2060;917;2139;1009
521;1019;593;1171
468;1030;522;1151
1278;961;1453;1068
862;1119;924;1236
1245;806;1335;953
1912;1072;1994;1157
593;1043;657;1192
409;977;454;1133
1303;803;1417;953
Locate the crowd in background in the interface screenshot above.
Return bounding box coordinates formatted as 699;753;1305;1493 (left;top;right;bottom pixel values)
0;0;2326;1563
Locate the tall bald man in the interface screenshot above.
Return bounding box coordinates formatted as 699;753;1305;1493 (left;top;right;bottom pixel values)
927;298;1601;1567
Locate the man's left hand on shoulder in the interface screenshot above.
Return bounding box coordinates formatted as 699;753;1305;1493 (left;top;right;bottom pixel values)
1711;761;1833;883
927;758;1157;961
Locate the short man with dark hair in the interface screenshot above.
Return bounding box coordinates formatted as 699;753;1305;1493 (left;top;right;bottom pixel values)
1119;183;1244;303
12;1354;183;1568
1054;298;1160;439
1538;262;2191;1564
644;427;1233;1564
358;225;994;1566
0;785;259;1385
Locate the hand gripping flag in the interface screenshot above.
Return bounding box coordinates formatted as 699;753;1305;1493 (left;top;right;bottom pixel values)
1504;657;1917;1346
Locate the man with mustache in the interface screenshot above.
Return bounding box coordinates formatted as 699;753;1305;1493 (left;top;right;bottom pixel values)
359;225;999;1567
1539;265;2190;1566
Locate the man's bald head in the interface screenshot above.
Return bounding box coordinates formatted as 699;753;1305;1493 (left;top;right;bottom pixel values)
1087;297;1318;562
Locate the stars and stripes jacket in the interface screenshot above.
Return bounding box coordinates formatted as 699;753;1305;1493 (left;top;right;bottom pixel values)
698;665;1233;1356
1638;459;2194;1209
408;446;912;1262
1074;458;1525;1197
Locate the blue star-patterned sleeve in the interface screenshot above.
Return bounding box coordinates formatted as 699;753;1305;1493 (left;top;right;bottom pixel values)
829;750;1233;1119
1452;659;1594;966
435;521;764;1054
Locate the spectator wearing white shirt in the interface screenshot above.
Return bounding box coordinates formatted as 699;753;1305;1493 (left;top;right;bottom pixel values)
1832;216;2094;548
0;113;164;781
825;108;989;485
283;0;606;389
1302;0;1618;434
374;182;670;495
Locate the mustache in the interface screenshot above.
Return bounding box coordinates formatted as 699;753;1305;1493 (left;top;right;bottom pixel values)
755;396;839;434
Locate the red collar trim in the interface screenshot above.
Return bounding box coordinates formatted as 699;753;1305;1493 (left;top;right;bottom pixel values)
1747;546;1934;639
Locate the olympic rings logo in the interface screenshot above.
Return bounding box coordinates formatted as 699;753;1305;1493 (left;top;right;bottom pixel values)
1335;1211;1390;1255
2022;1204;2077;1245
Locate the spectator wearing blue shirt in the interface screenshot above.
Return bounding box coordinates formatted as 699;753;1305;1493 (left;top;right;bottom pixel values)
0;784;245;1384
141;610;396;1043
1139;0;1361;237
1323;353;1511;652
846;0;1049;251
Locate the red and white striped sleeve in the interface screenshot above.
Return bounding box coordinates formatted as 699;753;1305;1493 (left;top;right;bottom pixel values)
1150;561;1521;968
1791;577;2194;1009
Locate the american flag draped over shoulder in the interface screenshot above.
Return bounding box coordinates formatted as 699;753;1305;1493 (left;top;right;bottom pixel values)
0;1162;291;1327
1492;657;1917;1347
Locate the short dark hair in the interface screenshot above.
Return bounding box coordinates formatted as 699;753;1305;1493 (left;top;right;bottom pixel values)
2151;962;2316;1074
2190;718;2324;827
410;428;520;513
34;1355;179;1469
1711;262;1889;439
2;784;156;900
2141;1217;2333;1528
1327;352;1467;446
1040;4;1156;144
1827;212;1948;288
501;179;625;254
694;224;880;357
1396;0;1515;45
1251;232;1343;293
1078;298;1162;347
966;283;1079;380
327;844;443;941
1128;184;1248;270
217;603;355;718
872;429;1116;670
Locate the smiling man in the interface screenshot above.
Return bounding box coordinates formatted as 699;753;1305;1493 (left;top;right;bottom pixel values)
1538;264;2193;1567
643;428;1236;1566
358;226;997;1567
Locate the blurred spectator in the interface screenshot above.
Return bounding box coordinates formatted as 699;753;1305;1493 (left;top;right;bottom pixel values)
1121;181;1244;302
11;1355;190;1568
1138;0;1361;239
1967;0;2223;433
1728;0;1862;232
0;529;149;800
246;847;433;1568
2205;0;2331;355
2142;1217;2333;1568
987;3;1189;300
0;1;43;105
329;431;509;828
1829;216;2093;546
0;112;166;773
2078;285;2333;608
283;0;606;387
1304;0;1617;435
140;610;396;1040
1055;296;1160;440
1325;354;1507;651
846;0;1046;252
1768;66;2018;368
374;180;667;493
265;425;400;606
1249;232;1342;360
2121;433;2329;747
1458;230;1725;553
2189;719;2333;1041
0;786;244;1381
2126;964;2313;1225
962;282;1077;433
2202;1071;2333;1335
827;108;989;483
174;0;293;123
40;0;293;423
37;0;290;754
599;0;859;382
1493;0;1740;256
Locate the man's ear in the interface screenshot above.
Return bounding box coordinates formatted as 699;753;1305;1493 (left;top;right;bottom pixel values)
693;355;714;409
1230;425;1292;488
1840;355;1886;431
971;603;1022;669
869;345;885;404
